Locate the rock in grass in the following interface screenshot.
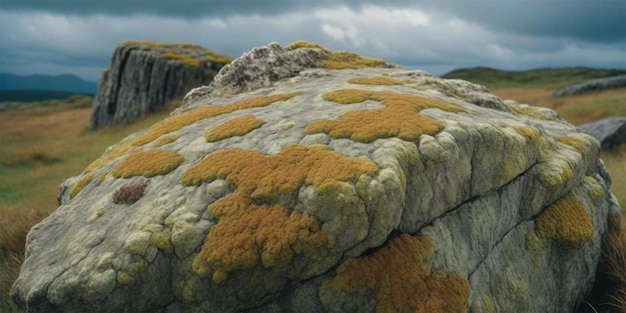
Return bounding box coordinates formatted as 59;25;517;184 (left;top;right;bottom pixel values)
89;40;232;130
12;42;622;313
578;117;626;148
553;74;626;97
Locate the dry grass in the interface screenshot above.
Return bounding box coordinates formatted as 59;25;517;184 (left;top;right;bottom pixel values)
493;87;626;126
0;105;170;310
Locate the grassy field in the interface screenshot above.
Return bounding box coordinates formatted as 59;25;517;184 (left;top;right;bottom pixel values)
0;103;171;312
0;68;624;311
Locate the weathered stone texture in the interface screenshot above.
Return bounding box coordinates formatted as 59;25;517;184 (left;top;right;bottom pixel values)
12;42;621;313
90;41;232;130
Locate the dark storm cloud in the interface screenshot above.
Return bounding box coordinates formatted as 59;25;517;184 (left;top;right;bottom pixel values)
0;0;402;18
427;0;626;43
2;0;624;44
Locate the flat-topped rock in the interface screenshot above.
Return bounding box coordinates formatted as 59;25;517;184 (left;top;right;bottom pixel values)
12;42;621;313
90;40;232;130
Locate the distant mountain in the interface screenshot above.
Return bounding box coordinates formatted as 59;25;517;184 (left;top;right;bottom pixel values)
442;66;626;90
0;73;97;95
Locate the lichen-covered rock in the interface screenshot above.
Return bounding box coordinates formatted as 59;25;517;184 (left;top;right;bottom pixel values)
90;40;232;130
12;42;621;313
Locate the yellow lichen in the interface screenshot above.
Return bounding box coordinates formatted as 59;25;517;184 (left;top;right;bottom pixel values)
96;171;109;185
122;40;233;64
162;51;203;67
205;115;266;142
111;149;184;178
536;192;593;248
288;40;387;69
328;233;469;313
512;125;541;147
181;144;378;282
152;134;180;147
69;175;92;199
307;89;466;142
557;135;590;155
580;176;605;199
347;76;403;85
84;93;301;175
127;92;302;147
152;231;172;254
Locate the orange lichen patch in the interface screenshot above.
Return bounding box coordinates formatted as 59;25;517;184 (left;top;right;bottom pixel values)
321;89;374;104
329;234;469;313
325;51;386;70
112;149;184;178
347;76;403;85
287;40;387;69
536;192;593;248
126;92;302;147
152;134;180;147
182;144;378;282
308;89;466;142
84;144;131;174
205;115;266;142
557;135;590;155
69;175;92;199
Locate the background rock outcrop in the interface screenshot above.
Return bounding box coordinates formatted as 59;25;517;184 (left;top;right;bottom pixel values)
553;74;626;97
90;40;232;130
12;42;621;312
578;117;626;148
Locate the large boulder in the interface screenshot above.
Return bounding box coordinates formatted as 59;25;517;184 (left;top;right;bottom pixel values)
578;117;626;148
553;74;626;97
89;40;232;130
12;42;621;312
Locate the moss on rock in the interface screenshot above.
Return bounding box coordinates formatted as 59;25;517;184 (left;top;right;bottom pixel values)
325;233;469;313
536;192;593;248
348;76;403;85
112;149;184;178
307;89;466;142
69;175;92;199
181;144;378;282
205;115;266;142
288;40;387;69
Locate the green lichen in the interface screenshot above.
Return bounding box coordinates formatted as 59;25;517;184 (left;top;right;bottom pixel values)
111;149;184;178
306;89;466;143
536;192;593;248
325;233;469;313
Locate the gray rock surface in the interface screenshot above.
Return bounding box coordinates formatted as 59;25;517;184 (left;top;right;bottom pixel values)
553;74;626;97
90;41;232;130
578;117;626;148
12;42;621;313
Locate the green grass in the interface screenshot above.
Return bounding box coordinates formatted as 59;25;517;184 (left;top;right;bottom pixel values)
0;103;172;311
443;66;626;90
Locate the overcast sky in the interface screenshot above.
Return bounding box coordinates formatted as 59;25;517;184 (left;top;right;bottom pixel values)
1;0;625;81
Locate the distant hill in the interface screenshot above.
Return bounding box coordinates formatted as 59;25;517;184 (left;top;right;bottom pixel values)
0;73;97;95
0;89;93;102
442;66;626;90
